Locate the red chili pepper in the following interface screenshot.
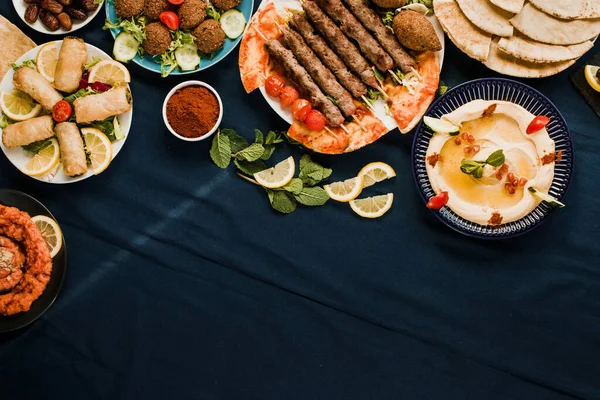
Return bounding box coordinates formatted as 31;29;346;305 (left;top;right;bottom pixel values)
526;116;550;134
426;191;449;210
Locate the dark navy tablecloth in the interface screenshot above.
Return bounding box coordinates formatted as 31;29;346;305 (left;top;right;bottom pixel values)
1;3;599;399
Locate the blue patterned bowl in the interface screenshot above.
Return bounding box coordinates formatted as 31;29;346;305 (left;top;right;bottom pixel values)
412;78;574;239
105;0;254;75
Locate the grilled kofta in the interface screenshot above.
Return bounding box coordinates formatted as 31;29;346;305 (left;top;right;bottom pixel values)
144;0;170;20
265;40;345;127
371;0;406;8
142;22;172;55
392;10;442;52
178;0;206;30
192;19;226;53
212;0;241;11
289;14;367;99
302;1;378;89
114;0;145;18
341;0;416;73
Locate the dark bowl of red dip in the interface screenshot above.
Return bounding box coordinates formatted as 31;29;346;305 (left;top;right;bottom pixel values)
163;81;223;142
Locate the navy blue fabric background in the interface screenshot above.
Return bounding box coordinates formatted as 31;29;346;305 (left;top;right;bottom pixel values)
1;3;599;399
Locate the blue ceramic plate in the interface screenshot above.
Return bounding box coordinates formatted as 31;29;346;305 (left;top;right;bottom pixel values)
105;0;254;75
412;78;574;239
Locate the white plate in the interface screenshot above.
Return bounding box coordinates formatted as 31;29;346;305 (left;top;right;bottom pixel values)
12;0;104;35
256;0;445;131
0;41;132;184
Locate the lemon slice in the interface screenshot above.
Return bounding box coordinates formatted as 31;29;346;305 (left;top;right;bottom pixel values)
349;193;394;219
81;127;113;175
87;60;131;85
253;156;295;188
36;42;58;83
324;176;364;202
31;215;63;258
358;162;397;188
0;90;42;121
584;65;600;93
21;138;60;177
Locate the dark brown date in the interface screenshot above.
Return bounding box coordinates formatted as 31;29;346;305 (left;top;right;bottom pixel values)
57;12;72;30
39;10;59;30
40;0;63;13
24;3;40;23
64;6;87;20
79;0;99;12
57;0;73;5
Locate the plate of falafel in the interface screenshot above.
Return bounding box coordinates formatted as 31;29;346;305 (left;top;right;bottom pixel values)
105;0;254;76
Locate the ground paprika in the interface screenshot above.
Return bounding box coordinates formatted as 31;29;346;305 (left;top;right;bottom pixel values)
166;86;220;138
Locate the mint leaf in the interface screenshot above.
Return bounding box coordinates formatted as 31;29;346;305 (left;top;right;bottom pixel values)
22;138;53;154
298;155;331;186
210;131;232;169
260;145;275;161
265;131;283;145
321;167;332;181
282;178;303;195
235;143;265;162
234;159;267;176
267;190;297;214
294;187;329;206
460;159;485;175
486;149;505;167
222;128;248;153
299;154;312;170
255;129;264;144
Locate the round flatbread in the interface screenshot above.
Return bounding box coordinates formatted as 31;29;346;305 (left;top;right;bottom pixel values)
455;0;514;37
497;34;594;63
528;0;600;20
0;15;36;79
510;3;600;45
434;0;491;62
484;39;575;78
489;0;524;14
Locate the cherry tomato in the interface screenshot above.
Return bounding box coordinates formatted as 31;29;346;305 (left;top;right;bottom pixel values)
52;100;72;123
426;191;449;210
291;99;312;122
159;11;179;30
526;116;550;134
305;109;326;132
279;86;300;108
265;76;285;97
168;0;185;4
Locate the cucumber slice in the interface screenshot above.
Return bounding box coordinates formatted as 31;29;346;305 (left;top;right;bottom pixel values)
528;187;565;208
175;44;201;71
113;32;139;63
423;116;460;135
220;9;246;39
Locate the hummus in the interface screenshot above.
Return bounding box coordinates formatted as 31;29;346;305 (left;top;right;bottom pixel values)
425;100;555;226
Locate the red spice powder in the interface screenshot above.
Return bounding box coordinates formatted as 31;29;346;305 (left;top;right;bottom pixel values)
166;86;220;138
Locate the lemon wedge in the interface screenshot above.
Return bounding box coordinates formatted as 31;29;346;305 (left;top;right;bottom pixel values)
81;127;113;175
21;138;60;177
358;162;396;188
324;176;364;202
31;215;63;258
584;65;600;93
253;156;295;188
36;42;58;83
87;60;131;85
0;90;42;121
349;193;394;219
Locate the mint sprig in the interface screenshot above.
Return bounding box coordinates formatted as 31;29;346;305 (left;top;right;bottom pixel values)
460;149;505;178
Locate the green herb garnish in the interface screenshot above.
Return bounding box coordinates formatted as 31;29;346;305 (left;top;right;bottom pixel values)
158;30;196;77
381;11;394;26
207;5;221;21
89;118;119;142
0;113;10;129
85;56;102;70
366;88;380;102
63;87;98;103
22;138;53;154
103;16;148;45
437;80;450;96
10;59;36;71
460;149;506;178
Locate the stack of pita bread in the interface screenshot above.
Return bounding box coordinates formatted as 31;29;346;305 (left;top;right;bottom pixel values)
433;0;600;77
0;14;36;80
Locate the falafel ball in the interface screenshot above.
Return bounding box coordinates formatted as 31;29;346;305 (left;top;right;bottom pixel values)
142;22;172;55
211;0;241;11
114;0;145;18
392;10;441;52
192;19;226;54
178;0;207;30
144;0;170;20
371;0;406;8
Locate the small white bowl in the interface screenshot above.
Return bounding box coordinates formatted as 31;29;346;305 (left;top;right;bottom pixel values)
162;80;223;142
13;0;104;35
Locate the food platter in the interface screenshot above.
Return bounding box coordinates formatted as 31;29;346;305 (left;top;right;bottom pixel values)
12;0;104;35
105;0;254;75
0;189;66;332
412;78;574;239
0;41;133;184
